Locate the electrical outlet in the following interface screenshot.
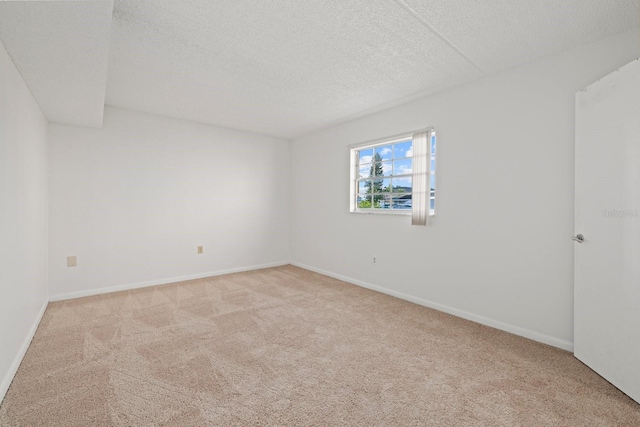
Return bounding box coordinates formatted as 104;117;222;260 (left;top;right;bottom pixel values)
197;246;203;254
373;257;376;264
67;256;77;267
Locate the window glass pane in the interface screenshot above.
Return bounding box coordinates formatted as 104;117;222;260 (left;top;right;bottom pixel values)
394;140;412;158
359;164;371;178
430;156;436;171
431;135;436;155
392;177;412;193
372;161;385;177
358;180;369;194
374;145;393;161
392;194;412;209
359;148;373;164
371;179;384;194
430;175;436;211
374;194;392;209
380;161;392;176
357;194;372;208
381;178;391;192
393;158;412;176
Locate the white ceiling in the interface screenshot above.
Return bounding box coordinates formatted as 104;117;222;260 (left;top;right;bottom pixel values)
0;0;113;127
0;0;638;138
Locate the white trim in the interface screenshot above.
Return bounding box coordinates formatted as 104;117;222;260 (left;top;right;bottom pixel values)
349;148;357;211
291;261;574;352
0;299;48;404
49;261;290;302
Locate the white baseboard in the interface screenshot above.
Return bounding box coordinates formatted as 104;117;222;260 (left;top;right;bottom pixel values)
291;261;574;352
49;261;291;302
0;299;48;404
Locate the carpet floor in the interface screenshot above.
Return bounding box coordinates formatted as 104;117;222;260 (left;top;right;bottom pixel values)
1;265;639;426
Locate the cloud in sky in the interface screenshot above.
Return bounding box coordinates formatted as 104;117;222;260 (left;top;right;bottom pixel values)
395;164;411;175
360;155;373;164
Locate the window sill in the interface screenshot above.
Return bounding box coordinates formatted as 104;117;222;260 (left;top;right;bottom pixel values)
351;210;435;216
352;209;410;215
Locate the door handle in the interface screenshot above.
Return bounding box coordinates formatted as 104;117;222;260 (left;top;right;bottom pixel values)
572;234;585;243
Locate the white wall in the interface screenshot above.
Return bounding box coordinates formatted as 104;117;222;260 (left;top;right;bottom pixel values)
290;29;640;350
0;41;49;401
49;107;290;299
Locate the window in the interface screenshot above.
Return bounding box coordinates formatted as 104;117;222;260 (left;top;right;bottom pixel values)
350;129;436;224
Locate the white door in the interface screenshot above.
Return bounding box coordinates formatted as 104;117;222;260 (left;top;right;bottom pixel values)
574;58;640;404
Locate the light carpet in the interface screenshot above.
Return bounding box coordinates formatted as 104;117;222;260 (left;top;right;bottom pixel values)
1;265;639;426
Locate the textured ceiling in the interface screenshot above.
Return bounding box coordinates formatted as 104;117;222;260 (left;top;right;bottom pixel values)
1;1;638;137
0;0;113;127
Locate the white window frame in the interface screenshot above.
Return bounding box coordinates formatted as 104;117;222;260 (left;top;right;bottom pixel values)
349;128;436;220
